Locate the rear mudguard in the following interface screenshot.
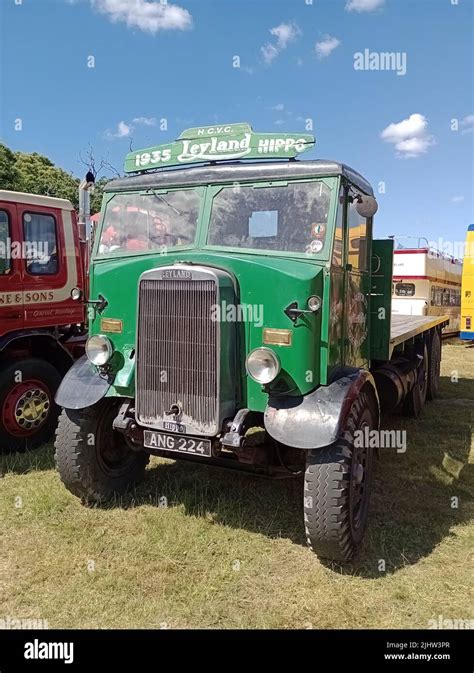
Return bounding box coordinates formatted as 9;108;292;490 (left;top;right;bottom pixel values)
55;355;113;410
264;370;380;450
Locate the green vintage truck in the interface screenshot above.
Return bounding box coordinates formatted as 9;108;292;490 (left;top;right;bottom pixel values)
55;123;448;562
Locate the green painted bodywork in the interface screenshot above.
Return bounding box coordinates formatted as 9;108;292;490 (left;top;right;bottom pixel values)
89;159;385;420
370;239;394;360
91;249;327;413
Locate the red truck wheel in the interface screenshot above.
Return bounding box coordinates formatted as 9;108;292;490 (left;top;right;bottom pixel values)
0;359;62;452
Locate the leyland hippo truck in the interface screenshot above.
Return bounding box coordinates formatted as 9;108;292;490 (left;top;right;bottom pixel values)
54;124;448;562
0;190;87;451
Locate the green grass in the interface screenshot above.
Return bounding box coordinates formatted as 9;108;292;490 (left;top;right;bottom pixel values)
0;342;472;629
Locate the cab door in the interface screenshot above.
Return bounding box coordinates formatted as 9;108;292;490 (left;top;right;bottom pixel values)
16;204;64;326
343;187;372;369
0;202;24;336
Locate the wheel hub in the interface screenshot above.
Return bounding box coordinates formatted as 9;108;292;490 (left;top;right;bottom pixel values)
3;380;51;436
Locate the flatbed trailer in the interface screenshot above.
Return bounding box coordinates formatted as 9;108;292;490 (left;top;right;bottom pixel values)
54;123;453;564
390;314;449;354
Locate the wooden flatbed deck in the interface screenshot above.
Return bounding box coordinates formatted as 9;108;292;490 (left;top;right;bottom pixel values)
390;314;449;353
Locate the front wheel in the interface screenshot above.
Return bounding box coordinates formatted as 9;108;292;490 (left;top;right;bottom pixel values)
54;400;149;503
303;390;376;563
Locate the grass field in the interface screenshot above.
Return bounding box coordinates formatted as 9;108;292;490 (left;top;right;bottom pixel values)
0;342;472;629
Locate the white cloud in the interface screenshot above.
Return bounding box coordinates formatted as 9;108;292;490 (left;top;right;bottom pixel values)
315;35;341;59
272;103;285;111
105;116;156;139
105;120;132;138
274;119;285;126
132;116;157;126
460;114;474;135
381;113;435;158
270;22;300;49
261;43;279;65
261;22;301;64
451;195;465;203
91;0;192;34
346;0;385;12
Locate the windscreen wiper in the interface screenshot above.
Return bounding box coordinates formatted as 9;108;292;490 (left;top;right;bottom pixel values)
148;190;183;216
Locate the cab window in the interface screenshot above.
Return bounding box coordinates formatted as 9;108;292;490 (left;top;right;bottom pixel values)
395;283;416;297
23;212;59;275
332;188;344;267
0;210;11;275
208;181;331;255
347;197;369;271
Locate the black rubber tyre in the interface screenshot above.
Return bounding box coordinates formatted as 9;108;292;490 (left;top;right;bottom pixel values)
427;330;441;400
54;400;149;503
303;390;377;563
0;358;62;453
403;342;428;418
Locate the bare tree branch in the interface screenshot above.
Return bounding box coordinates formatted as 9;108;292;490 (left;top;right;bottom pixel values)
78;144;122;179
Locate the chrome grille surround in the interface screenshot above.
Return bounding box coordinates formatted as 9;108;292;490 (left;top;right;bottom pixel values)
136;264;232;436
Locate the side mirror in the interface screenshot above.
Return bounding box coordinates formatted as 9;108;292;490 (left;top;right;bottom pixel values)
356;195;378;218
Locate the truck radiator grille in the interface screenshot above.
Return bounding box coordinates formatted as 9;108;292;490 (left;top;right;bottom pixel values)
136;278;219;433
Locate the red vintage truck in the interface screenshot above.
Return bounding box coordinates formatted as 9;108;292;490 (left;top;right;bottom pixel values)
0;190;88;450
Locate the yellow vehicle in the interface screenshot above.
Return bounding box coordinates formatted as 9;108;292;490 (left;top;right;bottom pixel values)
461;224;474;340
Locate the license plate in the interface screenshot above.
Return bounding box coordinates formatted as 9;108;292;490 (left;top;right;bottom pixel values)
143;430;212;457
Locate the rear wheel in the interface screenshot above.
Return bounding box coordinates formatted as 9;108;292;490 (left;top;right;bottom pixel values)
403;342;428;418
303;390;377;562
427;330;441;400
54;399;149;503
0;359;62;452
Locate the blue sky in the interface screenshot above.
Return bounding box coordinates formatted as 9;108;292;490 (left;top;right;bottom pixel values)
1;0;473;250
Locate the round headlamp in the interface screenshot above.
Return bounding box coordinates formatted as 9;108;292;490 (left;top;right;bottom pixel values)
70;287;82;301
86;335;113;366
246;347;281;385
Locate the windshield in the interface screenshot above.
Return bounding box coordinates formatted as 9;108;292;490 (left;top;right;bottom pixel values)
207;180;331;255
96;190;200;256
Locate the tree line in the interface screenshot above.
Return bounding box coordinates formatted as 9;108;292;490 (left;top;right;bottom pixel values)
0;143;116;214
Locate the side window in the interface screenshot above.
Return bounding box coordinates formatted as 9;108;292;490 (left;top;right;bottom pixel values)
347;196;369;271
0;210;11;275
332;188;344;266
395;282;416;297
23;212;58;276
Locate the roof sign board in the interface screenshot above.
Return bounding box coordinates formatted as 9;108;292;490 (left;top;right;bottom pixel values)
124;123;315;173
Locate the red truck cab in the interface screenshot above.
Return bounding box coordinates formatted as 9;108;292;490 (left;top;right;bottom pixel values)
0;190;87;450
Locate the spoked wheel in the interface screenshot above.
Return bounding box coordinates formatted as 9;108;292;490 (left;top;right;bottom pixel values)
303;389;377;563
427;330;441;400
403;342;428;418
55;399;149;503
0;359;62;452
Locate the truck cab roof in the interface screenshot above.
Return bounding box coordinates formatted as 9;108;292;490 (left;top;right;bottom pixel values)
0;190;75;211
105;159;374;197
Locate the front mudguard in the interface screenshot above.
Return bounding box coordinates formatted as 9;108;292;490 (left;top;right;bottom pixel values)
55;355;113;410
264;370;380;450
